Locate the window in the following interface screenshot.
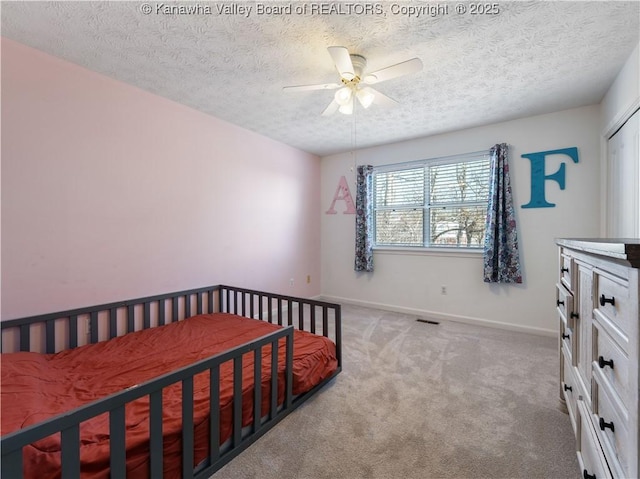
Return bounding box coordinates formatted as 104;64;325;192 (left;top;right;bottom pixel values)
373;152;490;248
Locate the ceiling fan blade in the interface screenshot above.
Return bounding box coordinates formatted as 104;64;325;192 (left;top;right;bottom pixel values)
328;46;355;80
283;82;341;92
368;88;399;108
321;100;340;116
363;58;423;84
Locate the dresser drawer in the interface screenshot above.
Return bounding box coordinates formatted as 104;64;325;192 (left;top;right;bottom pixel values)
577;400;612;479
562;347;578;433
560;317;572;363
556;284;575;326
593;322;629;407
594;272;631;346
560;252;574;292
593;375;629;478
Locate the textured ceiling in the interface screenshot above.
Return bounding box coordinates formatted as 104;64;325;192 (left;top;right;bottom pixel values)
2;1;639;156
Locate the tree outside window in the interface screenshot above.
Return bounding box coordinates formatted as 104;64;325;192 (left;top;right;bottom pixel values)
373;153;490;248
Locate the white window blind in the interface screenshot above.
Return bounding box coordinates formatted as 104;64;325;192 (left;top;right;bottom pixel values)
373;152;491;248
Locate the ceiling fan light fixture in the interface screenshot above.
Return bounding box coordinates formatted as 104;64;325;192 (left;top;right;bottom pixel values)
356;87;375;109
284;46;423;117
334;86;353;106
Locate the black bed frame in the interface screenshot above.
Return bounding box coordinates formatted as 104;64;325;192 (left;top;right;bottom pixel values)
0;285;342;478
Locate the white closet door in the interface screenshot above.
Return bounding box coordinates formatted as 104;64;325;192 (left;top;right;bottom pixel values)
608;108;639;238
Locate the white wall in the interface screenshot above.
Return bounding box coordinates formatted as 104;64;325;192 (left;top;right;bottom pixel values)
1;38;322;320
321;106;601;335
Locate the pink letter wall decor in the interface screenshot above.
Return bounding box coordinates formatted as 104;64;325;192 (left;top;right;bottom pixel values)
325;175;356;214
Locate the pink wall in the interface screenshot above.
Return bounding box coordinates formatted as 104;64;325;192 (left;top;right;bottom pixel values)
1;38;321;320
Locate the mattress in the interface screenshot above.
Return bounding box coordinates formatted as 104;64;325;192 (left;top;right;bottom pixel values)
1;313;338;478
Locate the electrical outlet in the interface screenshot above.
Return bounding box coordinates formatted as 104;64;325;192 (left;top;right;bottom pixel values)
306;275;311;284
441;285;447;295
289;278;294;286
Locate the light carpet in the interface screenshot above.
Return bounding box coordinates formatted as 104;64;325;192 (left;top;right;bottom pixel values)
211;304;579;479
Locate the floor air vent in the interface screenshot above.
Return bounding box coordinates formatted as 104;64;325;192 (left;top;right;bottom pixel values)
416;318;440;325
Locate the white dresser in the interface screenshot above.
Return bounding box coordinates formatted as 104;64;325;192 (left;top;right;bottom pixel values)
556;239;640;479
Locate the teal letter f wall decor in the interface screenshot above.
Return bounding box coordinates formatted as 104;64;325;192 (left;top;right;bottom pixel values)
521;147;579;208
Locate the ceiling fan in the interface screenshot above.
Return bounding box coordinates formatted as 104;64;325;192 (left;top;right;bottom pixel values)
283;46;423;116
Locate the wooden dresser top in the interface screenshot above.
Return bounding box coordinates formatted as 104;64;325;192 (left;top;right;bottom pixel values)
556;238;640;268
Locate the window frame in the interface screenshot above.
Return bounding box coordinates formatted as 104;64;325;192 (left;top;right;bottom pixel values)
372;151;491;251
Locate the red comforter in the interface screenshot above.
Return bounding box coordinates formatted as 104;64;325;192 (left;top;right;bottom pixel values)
1;313;338;478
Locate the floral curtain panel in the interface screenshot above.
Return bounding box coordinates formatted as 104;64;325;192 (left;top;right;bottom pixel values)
483;144;522;283
354;165;374;272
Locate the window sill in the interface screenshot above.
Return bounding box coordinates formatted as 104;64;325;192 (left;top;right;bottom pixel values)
373;246;484;259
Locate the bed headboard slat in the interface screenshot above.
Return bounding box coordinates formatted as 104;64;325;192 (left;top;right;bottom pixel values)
185;295;191;319
143;303;151;330
172;298;179;324
159;300;166;326
208;291;215;314
127;305;135;334
322;306;329;337
45;321;55;354
19;324;30;352
310;305;316;334
69;315;78;349
197;292;203;315
1;285;222;354
90;312;99;344
109;309;117;340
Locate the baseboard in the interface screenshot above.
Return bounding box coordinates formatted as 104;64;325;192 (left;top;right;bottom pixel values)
318;295;556;337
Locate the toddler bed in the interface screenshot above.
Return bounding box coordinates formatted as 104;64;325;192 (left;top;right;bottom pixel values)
0;284;342;478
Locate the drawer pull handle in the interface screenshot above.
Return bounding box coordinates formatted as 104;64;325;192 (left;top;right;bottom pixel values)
556;300;565;307
561;267;569;273
598;356;614;369
599;417;615;432
563;384;572;392
599;294;615;307
562;333;570;340
570;312;579;319
583;470;596;479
